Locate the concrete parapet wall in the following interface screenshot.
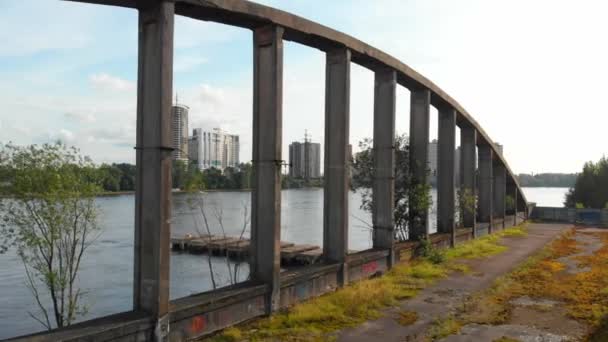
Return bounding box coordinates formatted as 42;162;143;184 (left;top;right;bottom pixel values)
531;206;608;227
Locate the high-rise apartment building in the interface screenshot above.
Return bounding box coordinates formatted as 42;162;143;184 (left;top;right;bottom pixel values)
188;128;240;171
188;128;203;169
171;104;189;161
428;139;438;182
289;141;321;179
495;143;504;155
427;139;461;187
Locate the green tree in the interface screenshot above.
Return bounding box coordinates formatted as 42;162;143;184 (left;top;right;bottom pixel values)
113;163;136;191
172;160;188;190
456;188;477;227
203;167;225;189
0;143;102;330
565;157;608;208
184;162;205;191
99;164;121;192
351;134;431;241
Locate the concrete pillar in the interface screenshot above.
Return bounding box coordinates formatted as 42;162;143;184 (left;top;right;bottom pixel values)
408;89;431;240
134;2;173;340
478;144;493;233
323;48;350;285
372;69;396;266
437;106;456;245
460;125;477;236
251;25;283;313
493;161;506;229
514;186;518;226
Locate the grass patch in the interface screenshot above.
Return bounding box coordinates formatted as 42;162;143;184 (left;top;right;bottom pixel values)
397;310;418;326
444;224;528;261
204;223;528;342
459;229;608;340
205;260;446;341
428;316;461;340
500;225;528;237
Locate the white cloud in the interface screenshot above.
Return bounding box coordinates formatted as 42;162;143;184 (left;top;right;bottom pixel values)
90;73;135;92
87;125;135;146
197;84;225;108
174;55;207;73
64;111;96;123
45;129;75;144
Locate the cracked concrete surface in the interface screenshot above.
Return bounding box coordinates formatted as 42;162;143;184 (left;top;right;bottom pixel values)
336;223;573;342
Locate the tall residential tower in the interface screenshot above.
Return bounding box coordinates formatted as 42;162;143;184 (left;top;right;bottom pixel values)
171;103;189;161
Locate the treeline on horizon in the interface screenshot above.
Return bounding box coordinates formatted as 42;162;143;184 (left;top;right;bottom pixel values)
99;164;580;192
97;161;255;192
98;161;321;192
516;173;577;187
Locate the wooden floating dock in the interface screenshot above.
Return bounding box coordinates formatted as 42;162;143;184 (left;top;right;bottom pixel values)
171;235;322;266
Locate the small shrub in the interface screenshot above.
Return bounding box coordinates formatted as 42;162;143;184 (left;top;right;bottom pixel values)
418;238;446;264
428;316;461;339
397;310;418;326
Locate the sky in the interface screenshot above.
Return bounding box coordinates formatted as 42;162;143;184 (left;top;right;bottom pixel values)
0;0;606;174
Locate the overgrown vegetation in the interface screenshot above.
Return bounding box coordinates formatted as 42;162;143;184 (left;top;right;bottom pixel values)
172;161;253;191
456;188;477;228
205;224;528;342
565;156;608;208
428;316;461;340
397;310;418;326
459;229;608;340
350;134;432;241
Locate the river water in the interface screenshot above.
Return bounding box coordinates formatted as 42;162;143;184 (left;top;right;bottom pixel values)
0;187;568;339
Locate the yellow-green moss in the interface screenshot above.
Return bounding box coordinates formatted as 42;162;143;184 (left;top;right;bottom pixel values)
428;316;461;340
397;310;418;326
460;229;608;340
444;224;528;261
205;223;529;342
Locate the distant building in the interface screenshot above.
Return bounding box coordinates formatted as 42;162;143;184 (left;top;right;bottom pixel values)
495;142;504;155
171;104;189;161
428;139;461;187
188;128;240;171
455;146;461;187
428;139;438;185
188;128;203;169
289;141;321;179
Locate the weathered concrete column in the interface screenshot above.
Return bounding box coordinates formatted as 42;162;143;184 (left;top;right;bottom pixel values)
478;144;494;233
408;89;431;241
134;2;173;339
513;185;519;226
251;25;283;313
372;69;396;266
323;48;350;285
493;161;506;229
460;125;477;236
437;106;456;245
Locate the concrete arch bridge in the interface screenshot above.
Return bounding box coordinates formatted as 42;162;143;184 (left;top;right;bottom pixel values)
13;0;529;341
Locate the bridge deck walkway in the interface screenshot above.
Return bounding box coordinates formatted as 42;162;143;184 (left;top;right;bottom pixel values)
337;223;574;342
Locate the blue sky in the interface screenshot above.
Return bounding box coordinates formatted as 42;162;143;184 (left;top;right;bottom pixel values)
1;0;607;173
